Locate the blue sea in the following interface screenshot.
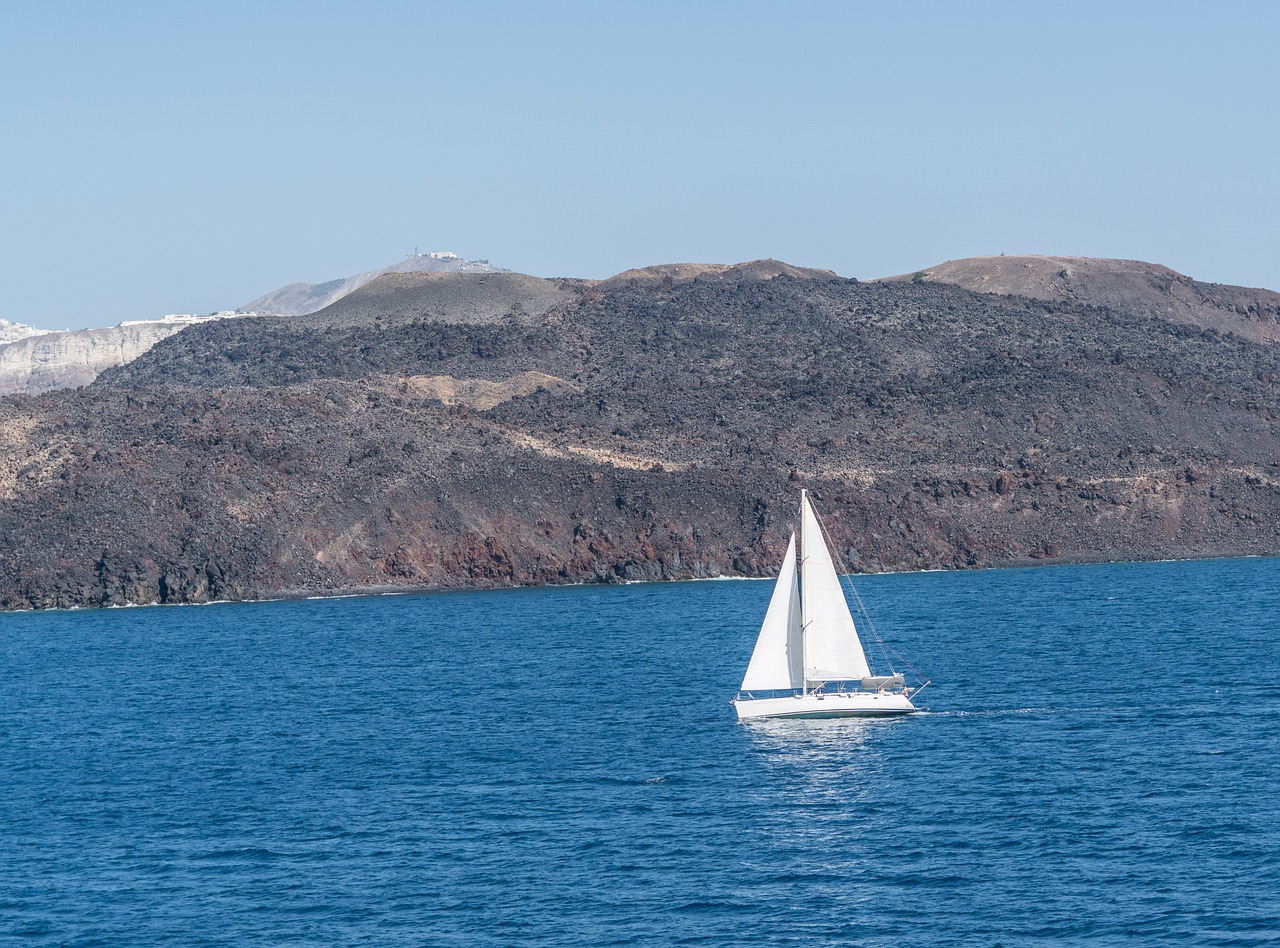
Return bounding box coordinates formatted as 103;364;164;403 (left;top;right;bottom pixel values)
3;558;1279;946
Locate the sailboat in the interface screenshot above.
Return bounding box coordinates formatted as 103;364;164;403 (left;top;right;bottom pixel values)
733;489;923;720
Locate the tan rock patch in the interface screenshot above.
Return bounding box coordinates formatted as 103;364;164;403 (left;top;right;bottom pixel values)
393;371;577;411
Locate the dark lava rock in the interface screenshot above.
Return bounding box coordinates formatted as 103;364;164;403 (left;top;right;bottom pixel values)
2;265;1279;610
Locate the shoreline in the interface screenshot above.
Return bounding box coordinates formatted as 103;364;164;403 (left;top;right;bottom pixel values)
3;548;1274;616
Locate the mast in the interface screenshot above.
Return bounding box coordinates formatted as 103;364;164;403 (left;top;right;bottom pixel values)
799;488;808;695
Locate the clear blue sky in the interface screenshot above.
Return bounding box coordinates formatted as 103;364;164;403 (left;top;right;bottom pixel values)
2;0;1277;330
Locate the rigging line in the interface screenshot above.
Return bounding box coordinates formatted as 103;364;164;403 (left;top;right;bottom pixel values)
869;625;931;685
807;495;932;684
853;590;898;676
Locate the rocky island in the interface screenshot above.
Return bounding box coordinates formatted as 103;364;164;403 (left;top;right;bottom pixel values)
1;255;1277;609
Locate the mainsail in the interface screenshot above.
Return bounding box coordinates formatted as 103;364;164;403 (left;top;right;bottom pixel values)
739;532;803;691
799;493;872;683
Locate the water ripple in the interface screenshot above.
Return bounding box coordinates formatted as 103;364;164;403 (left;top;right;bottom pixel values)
2;558;1279;944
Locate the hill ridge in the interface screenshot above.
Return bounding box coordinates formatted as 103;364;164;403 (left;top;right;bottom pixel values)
879;254;1280;343
240;251;507;317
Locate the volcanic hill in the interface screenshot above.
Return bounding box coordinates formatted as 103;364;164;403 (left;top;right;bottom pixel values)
0;253;510;397
882;254;1280;344
1;257;1278;609
241;251;506;317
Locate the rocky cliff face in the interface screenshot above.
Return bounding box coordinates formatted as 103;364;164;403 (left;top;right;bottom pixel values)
0;254;513;396
2;258;1278;610
0;316;244;396
0;319;49;346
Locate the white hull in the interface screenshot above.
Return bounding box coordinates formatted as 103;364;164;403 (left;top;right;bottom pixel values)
733;691;916;720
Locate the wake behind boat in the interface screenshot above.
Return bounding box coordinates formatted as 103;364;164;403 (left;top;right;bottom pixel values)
733;490;927;720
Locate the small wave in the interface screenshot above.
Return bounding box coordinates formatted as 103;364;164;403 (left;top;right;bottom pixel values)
923;706;1127;717
590;774;681;786
193;847;283;861
672;899;754;914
